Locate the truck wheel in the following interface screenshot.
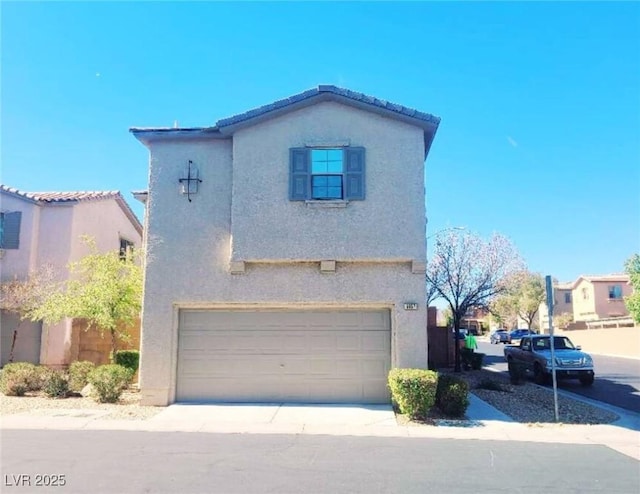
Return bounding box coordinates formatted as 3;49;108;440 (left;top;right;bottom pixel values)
508;360;519;384
534;364;547;385
580;375;594;387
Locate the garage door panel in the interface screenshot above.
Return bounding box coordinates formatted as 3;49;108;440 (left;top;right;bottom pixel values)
177;309;391;404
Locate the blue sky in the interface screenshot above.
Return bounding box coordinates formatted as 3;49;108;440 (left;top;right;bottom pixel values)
2;1;639;283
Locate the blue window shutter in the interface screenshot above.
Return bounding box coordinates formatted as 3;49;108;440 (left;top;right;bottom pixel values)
344;147;365;200
289;148;310;200
2;211;21;249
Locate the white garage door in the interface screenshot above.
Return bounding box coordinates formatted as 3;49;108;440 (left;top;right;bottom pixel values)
176;309;391;403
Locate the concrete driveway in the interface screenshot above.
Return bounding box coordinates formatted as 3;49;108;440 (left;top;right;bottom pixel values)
146;403;397;433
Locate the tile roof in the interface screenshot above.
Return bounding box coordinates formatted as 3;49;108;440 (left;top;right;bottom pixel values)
215;85;440;129
572;274;630;289
0;185;142;234
131;85;441;156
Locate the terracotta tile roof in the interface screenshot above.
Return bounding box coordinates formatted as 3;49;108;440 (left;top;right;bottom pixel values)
0;185;142;234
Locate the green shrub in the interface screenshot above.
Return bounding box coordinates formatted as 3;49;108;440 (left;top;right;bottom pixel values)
388;368;438;420
43;370;69;398
68;361;96;392
88;364;133;403
436;374;470;418
113;350;139;374
470;353;485;370
0;362;42;395
0;368;31;396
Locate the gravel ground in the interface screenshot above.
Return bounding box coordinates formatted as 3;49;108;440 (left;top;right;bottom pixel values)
1;370;619;425
456;369;619;425
0;388;162;420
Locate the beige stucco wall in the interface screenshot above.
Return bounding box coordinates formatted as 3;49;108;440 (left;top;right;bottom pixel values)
539;287;573;330
231;102;427;261
573;279;596;321
591;281;631;319
0;193;41;281
139;101;429;406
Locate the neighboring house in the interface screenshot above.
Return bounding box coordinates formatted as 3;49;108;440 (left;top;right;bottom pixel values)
0;185;143;367
460;306;490;334
131;85;440;406
538;281;573;331
571;274;631;322
538;275;632;330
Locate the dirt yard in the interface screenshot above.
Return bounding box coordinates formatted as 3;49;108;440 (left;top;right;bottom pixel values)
555;326;639;358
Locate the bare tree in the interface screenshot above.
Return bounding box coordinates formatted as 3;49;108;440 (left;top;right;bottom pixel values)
0;264;58;363
426;231;524;371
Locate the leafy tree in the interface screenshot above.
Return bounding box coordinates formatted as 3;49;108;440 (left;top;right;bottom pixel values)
28;237;142;357
426;231;524;371
553;312;573;331
490;271;545;330
624;254;640;324
0;264;58;363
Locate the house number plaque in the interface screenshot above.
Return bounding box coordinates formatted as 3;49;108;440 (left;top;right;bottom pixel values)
403;303;419;310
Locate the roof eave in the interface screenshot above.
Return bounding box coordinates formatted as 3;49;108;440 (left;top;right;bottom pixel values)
129;127;225;147
215;91;441;158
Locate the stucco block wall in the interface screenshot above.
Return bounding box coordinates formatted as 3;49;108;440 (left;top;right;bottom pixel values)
70;318;140;365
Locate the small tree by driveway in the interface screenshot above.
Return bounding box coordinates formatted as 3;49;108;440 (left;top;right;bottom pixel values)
29;237;143;358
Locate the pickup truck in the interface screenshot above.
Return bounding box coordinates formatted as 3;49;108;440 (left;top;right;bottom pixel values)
504;335;595;386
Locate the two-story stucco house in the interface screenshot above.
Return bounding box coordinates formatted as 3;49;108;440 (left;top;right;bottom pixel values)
131;86;440;406
538;275;632;330
572;274;631;322
0;185;143;367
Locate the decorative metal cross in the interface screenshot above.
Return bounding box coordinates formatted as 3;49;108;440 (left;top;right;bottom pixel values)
178;160;202;202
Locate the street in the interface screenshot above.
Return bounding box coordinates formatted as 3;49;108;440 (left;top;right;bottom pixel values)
1;430;639;494
479;341;640;412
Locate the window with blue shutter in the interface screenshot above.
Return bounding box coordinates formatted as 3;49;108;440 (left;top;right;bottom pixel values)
344;147;365;200
289;147;366;201
0;211;22;249
289;148;310;201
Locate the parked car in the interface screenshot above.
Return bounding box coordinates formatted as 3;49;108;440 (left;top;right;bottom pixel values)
490;330;511;344
509;329;534;343
452;328;468;340
504;335;595;386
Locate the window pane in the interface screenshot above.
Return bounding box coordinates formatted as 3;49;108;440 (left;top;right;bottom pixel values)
311;160;327;174
326;149;342;161
313;175;329;187
327;176;342;186
326;161;342;173
327;187;342;198
311;149;328;161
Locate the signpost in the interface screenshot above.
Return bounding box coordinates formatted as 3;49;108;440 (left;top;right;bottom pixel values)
545;275;560;422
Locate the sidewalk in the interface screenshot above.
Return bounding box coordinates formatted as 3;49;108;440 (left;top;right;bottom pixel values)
2;394;639;461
